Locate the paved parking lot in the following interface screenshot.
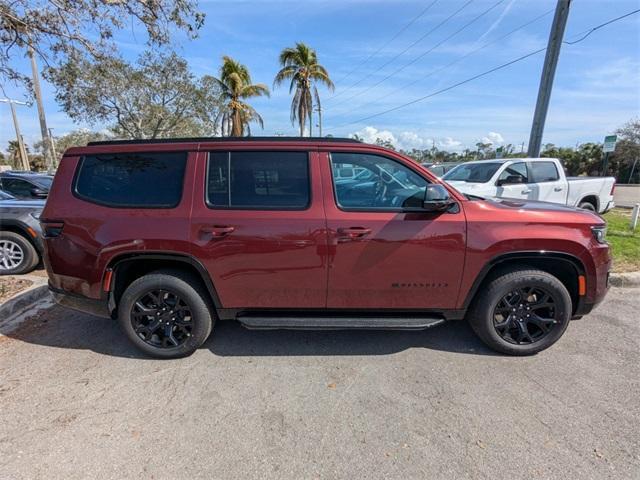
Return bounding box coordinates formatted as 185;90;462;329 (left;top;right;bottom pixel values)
0;287;638;480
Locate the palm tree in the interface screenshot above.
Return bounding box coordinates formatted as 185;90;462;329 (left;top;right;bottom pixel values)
213;56;270;136
274;42;334;137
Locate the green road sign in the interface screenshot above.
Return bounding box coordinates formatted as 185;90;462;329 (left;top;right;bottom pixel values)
603;135;617;153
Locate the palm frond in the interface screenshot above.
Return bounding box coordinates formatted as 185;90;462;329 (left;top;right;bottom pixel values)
273;65;298;87
241;83;270;98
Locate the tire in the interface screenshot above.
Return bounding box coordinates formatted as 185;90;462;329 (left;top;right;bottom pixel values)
578;202;596;212
467;268;572;356
118;270;214;358
0;231;39;275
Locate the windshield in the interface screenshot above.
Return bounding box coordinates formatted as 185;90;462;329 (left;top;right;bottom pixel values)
0;190;15;200
443;162;502;183
33;176;53;189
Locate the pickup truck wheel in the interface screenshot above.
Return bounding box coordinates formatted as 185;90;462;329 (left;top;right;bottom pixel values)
0;232;38;275
468;269;571;355
118;270;214;358
578;202;596;212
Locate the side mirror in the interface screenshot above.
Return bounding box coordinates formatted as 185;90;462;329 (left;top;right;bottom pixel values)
30;187;48;198
497;175;524;186
423;184;455;212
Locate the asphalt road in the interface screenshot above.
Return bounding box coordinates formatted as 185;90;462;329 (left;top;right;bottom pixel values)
1;287;638;480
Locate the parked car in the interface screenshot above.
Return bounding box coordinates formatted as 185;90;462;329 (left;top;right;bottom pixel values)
422;162;460;177
42;137;611;358
0;189;45;274
0;171;53;200
442;158;615;213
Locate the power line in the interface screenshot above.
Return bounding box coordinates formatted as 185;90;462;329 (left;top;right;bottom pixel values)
563;8;640;44
326;0;475;104
332;48;545;129
334;0;506;106
329;0;440;96
327;8;640;131
336;8;553;117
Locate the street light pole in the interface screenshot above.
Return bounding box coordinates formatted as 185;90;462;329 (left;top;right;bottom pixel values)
28;45;55;173
1;98;30;170
527;0;571;158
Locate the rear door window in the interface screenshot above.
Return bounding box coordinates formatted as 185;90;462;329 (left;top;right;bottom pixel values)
530;161;560;182
74;152;187;207
206;151;310;209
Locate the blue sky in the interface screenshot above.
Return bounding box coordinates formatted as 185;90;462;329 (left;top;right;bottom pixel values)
2;0;639;153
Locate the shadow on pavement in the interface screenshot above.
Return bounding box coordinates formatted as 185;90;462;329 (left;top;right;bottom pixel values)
1;304;497;359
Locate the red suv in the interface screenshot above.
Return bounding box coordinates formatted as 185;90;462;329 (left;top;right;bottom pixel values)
41;138;611;358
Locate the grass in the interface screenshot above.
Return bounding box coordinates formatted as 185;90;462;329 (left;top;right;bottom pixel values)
603;209;640;273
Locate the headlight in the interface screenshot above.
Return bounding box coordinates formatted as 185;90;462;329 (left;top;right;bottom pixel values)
30;212;41;220
591;225;607;244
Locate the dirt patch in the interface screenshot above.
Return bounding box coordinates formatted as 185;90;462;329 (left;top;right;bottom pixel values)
0;277;34;303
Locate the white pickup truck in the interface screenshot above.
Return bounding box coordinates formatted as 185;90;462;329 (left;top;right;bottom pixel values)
442;157;615;214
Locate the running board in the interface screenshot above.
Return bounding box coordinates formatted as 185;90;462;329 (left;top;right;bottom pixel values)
237;315;445;331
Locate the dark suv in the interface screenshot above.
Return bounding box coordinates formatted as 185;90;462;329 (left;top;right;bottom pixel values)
0;171;53;199
0;190;45;274
41;138;611;358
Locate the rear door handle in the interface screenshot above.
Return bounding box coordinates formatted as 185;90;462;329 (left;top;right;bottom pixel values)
522;189;532;194
554;187;563;192
337;227;372;239
201;225;235;237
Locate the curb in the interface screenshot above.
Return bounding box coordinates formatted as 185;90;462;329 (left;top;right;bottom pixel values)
0;283;51;327
609;272;640;288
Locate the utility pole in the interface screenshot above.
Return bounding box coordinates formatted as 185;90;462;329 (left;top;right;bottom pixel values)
315;104;323;137
28;45;55;173
527;0;571;158
1;98;30;170
48;128;58;163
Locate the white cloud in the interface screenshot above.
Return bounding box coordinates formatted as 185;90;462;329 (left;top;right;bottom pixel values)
351;126;397;144
351;126;464;151
481;131;504;145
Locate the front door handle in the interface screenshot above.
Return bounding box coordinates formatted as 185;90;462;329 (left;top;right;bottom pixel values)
201;225;235;238
337;227;372;240
521;189;532;194
554;187;563;192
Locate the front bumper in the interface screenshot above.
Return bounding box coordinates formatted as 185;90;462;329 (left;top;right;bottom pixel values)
49;284;111;319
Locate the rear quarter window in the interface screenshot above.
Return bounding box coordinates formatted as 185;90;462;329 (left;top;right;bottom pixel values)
74;152;187;208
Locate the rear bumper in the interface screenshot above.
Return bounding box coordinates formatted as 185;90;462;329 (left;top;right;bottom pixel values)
601;200;615;214
49;284;111;319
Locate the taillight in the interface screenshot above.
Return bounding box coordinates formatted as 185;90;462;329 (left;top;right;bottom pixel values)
41;221;64;238
610;181;616;195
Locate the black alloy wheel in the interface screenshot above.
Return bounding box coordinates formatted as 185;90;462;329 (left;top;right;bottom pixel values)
492;286;559;345
131;289;194;348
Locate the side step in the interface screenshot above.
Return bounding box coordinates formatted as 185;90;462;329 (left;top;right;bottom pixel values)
237;315;445;331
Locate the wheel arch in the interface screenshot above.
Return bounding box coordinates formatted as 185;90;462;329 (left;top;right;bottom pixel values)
0;221;40;253
106;253;222;317
462;251;587;315
577;194;599;211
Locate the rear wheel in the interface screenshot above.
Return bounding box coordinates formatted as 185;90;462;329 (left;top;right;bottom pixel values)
468;268;572;355
578;201;596;212
118;270;214;358
0;231;39;275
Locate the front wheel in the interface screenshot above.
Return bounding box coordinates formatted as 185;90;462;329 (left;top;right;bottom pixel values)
467;268;572;355
118;270;214;358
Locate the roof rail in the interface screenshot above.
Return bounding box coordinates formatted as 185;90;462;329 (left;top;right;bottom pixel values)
87;136;361;146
